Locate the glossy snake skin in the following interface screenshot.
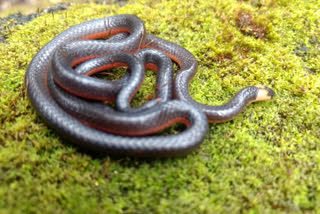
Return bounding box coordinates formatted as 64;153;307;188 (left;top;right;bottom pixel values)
25;14;274;157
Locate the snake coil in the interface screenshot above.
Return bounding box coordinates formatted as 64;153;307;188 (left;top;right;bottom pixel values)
25;14;274;157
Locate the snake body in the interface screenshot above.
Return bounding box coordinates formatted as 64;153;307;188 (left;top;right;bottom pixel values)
25;14;274;157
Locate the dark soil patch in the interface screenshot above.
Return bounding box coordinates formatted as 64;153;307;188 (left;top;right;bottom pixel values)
0;3;68;42
236;11;268;39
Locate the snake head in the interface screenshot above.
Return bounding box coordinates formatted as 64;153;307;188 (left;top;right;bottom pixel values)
253;85;275;102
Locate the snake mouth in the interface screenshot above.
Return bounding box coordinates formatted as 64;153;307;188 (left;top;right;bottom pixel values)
254;85;275;102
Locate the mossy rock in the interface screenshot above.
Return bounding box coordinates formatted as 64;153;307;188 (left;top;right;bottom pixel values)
0;0;319;213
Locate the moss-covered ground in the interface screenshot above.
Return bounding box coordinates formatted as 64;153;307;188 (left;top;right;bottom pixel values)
0;0;320;213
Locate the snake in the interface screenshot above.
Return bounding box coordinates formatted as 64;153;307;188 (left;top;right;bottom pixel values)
25;14;275;157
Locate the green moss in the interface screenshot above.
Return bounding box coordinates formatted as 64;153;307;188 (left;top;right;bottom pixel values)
0;0;320;213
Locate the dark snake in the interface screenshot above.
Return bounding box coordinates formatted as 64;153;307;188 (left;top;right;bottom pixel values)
25;14;275;157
